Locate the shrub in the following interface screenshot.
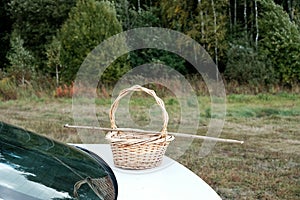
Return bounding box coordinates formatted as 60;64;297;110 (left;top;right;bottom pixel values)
225;44;277;86
0;78;18;101
55;83;74;98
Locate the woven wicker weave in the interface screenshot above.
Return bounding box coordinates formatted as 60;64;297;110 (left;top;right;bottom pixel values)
106;85;174;169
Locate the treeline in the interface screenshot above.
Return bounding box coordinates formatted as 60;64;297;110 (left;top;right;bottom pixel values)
0;0;299;93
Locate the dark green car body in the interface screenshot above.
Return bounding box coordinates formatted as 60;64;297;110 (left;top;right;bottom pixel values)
0;121;117;200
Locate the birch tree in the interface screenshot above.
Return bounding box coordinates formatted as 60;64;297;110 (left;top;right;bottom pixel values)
234;0;237;27
46;36;62;86
211;0;219;81
244;0;247;34
254;0;258;48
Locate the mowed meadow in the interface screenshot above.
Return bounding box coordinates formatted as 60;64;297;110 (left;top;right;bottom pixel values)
0;91;299;200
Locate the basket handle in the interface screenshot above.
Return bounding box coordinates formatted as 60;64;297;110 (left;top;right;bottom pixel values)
109;85;169;136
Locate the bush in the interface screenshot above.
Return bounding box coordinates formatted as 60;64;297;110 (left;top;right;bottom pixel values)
55;84;74;98
0;78;18;101
225;44;277;86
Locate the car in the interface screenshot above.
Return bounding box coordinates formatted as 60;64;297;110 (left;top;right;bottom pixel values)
0;121;117;200
0;121;222;200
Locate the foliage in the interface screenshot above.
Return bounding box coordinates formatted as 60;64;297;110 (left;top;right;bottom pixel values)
55;83;74;98
59;0;128;83
225;42;277;86
0;0;12;69
7;0;76;70
115;0;160;30
187;0;228;72
294;1;300;31
1;0;300;89
258;0;300;84
6;31;36;85
0;77;18;100
160;0;197;32
46;36;62;86
159;0;229;73
114;3;187;73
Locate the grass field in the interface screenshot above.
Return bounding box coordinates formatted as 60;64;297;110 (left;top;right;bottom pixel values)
0;93;299;199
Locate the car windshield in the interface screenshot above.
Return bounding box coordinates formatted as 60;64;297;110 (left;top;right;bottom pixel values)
0;121;117;200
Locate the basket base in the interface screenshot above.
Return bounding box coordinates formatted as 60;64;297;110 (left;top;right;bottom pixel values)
114;159;163;170
110;143;169;170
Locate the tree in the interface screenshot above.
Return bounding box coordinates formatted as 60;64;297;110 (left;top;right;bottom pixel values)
0;0;12;69
6;31;36;85
59;0;127;83
8;0;76;70
160;0;198;32
46;36;62;86
115;0;161;30
273;0;299;22
258;0;300;84
187;0;228;73
293;1;300;31
254;0;258;48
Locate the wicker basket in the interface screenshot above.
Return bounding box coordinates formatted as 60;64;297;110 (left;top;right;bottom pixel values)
106;85;175;170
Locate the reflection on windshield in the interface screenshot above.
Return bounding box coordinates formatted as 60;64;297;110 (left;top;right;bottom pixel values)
0;163;71;199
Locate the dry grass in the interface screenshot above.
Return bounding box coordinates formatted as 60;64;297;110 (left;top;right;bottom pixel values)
0;93;299;200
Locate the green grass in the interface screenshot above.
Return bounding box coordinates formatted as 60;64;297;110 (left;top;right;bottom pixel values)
0;93;299;200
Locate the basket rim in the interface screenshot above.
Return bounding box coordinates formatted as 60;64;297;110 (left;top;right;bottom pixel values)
106;130;175;145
